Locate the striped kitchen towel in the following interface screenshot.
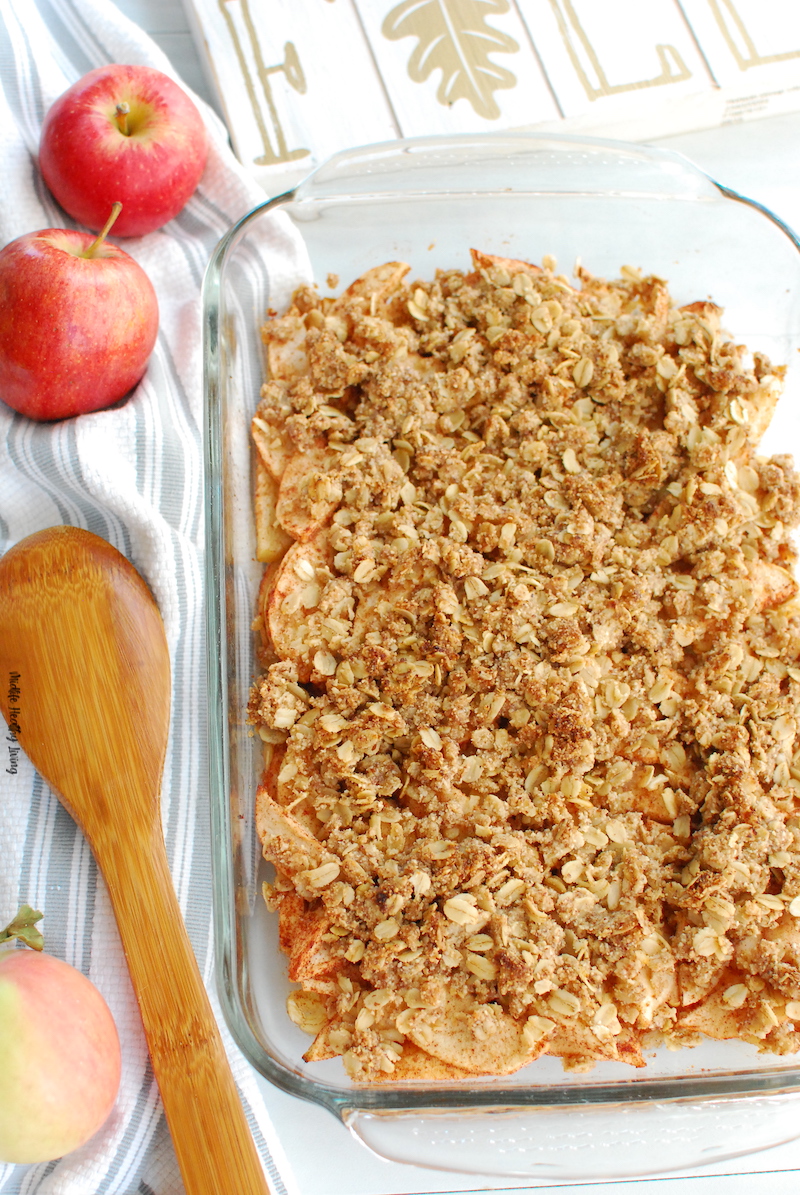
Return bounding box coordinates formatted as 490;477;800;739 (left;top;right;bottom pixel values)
0;1;306;1191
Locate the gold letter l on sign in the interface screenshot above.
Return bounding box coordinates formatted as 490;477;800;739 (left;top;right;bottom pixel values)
548;0;691;102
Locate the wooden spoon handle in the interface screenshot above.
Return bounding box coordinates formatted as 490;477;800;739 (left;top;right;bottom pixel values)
102;826;271;1195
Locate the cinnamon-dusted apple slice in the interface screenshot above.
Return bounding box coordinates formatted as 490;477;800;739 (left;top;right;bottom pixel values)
746;375;783;446
277;892;342;985
333;261;410;310
262;738;320;835
255;783;329;879
663;558;797;655
402;994;546;1076
255;555;285;637
747;558;797;611
301;1016;472;1075
259;802;356;988
263;310;309;382
679;300;722;321
678;558;798;633
260;737;286;798
266;532;338;678
680;981;792;1045
261;264;412;388
300;1022;341;1062
349;552;442;650
275;444;343;541
252;415;294;483
254;459;293;563
286;989;333;1045
676;969;758;1040
469;248;543;278
546;1021;644;1068
680;301;783;448
614;777;683;825
278;746;370;884
257;782;366;885
361;1042;474;1082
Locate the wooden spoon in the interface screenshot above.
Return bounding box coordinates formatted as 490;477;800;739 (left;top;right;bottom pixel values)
0;526;271;1195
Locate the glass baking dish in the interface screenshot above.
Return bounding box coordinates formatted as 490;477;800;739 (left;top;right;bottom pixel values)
203;133;800;1181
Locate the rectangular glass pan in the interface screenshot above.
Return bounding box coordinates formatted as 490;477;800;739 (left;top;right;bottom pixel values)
203;133;800;1181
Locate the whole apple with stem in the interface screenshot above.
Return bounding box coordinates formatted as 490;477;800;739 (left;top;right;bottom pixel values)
0;907;122;1164
40;64;208;238
0;202;159;421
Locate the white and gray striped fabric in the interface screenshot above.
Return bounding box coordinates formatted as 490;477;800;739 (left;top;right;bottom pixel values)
0;2;305;1191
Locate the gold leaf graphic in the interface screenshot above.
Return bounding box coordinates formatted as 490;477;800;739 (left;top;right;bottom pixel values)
382;0;518;120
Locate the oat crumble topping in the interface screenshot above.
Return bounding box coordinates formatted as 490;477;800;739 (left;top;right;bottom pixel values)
248;250;800;1081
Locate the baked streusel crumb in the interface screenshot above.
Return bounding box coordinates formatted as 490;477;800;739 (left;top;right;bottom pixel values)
249;250;800;1080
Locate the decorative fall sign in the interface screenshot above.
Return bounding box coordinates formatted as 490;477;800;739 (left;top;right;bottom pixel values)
182;0;800;192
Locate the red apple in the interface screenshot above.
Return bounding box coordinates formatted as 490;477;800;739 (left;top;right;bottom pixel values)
0;949;122;1163
39;64;208;238
0;205;159;421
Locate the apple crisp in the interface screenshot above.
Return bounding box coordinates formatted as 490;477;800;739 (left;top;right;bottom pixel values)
248;249;800;1081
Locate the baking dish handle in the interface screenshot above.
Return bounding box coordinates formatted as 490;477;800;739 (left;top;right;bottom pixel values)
344;1092;800;1180
290;132;724;204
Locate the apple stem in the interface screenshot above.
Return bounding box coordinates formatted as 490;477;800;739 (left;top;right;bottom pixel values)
83;203;123;258
0;905;44;951
115;101;131;136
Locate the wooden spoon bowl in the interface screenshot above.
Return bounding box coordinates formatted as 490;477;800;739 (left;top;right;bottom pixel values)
0;526;270;1194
